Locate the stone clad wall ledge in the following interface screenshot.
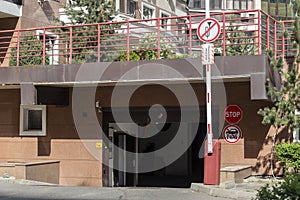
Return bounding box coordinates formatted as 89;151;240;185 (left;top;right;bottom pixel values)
0;160;60;184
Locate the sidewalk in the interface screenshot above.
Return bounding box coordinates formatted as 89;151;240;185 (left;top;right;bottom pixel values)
191;176;280;200
0;177;56;185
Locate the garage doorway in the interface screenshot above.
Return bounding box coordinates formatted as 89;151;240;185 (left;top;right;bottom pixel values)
102;107;210;188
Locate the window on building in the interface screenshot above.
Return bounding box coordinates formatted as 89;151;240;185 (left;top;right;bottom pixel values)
142;3;156;25
37;30;59;65
294;110;300;143
127;0;138;18
188;0;257;10
117;0;138;18
232;0;251;10
293;129;300;143
143;4;155;20
160;12;171;29
261;0;294;19
20;105;46;136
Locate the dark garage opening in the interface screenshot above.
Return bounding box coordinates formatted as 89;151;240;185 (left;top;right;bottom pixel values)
102;107;207;188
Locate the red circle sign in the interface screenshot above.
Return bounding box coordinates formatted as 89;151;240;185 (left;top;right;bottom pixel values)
197;18;221;43
222;125;242;144
224;105;243;124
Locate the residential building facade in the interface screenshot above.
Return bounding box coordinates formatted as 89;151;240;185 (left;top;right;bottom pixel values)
0;0;296;188
187;0;296;19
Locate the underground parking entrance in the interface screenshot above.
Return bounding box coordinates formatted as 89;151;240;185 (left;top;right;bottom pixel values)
101;106;218;188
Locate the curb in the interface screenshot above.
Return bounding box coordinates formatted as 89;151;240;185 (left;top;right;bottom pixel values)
191;183;257;200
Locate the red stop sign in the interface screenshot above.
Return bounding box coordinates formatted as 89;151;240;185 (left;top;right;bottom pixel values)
224;105;243;124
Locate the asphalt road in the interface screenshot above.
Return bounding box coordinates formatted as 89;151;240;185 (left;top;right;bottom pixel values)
0;182;230;200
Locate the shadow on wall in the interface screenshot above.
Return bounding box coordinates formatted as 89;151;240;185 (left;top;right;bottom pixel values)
253;127;290;176
40;1;55;21
244;124;271;159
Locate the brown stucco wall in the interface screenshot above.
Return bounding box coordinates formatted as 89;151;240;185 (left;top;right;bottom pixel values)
96;82;288;176
0;89;102;186
220;81;288;175
0;80;289;186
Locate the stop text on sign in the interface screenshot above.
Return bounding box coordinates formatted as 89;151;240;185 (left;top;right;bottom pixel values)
224;105;243;124
225;111;241;118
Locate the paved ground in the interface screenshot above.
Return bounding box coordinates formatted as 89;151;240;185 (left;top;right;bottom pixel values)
191;176;281;200
0;182;230;200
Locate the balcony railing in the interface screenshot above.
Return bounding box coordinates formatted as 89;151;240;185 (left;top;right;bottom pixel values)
0;9;296;67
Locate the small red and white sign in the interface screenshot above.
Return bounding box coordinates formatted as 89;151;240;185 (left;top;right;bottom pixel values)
224;105;243;124
197;18;221;43
222;125;242;144
202;44;214;64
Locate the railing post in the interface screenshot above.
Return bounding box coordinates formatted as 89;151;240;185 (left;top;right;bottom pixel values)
274;21;277;58
69;26;73;64
281;22;285;57
126;21;130;61
222;12;226;56
188;15;193;57
266;15;270;50
16;30;20;67
257;10;262;55
42;28;46;65
97;24;101;63
157;18;161;59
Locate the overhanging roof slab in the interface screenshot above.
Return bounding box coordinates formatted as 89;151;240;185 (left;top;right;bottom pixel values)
0;55;277;100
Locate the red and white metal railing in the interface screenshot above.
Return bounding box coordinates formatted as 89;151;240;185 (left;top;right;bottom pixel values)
0;9;296;67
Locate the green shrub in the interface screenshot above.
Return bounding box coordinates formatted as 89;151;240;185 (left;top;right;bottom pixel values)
9;34;49;66
275;143;300;173
118;51;140;61
254;174;300;200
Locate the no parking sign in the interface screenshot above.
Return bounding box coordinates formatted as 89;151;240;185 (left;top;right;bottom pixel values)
222;125;242;144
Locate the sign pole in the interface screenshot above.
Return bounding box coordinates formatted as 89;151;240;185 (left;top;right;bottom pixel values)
205;0;210;18
205;0;213;154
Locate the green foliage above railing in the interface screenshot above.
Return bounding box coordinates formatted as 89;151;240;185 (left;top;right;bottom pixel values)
116;33;176;61
9;34;49;67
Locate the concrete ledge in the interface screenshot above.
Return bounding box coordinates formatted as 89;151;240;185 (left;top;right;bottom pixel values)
14;160;60;166
0;160;60;184
191;183;257;200
220;165;252;183
0;178;56;185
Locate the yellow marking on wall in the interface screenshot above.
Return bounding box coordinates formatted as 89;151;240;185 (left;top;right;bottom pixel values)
96;141;102;148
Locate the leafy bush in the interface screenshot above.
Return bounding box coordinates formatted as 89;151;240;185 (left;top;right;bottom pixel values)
116;33;174;61
118;51;140;62
275;142;300;173
254;174;300;200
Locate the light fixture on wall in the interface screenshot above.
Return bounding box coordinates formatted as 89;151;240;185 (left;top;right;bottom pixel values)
95;100;102;112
